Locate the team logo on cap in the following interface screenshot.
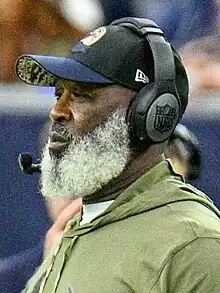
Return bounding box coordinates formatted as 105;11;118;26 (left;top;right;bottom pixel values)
81;27;106;46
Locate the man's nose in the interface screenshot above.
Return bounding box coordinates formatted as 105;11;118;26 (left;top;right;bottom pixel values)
49;94;72;121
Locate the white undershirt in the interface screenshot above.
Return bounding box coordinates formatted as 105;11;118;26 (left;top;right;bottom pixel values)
80;200;114;225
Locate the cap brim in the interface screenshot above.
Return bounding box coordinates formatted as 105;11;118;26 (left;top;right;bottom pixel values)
15;55;113;87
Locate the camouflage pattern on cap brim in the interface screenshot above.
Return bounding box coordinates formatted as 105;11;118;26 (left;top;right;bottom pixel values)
16;56;57;86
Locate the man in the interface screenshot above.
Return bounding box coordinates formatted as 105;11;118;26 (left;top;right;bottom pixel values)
15;17;220;293
165;123;202;181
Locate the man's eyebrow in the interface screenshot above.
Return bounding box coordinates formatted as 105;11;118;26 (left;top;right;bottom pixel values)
54;85;63;96
71;83;99;97
54;81;105;98
54;81;62;90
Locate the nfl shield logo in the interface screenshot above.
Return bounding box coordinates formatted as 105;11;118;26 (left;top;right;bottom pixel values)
154;104;177;132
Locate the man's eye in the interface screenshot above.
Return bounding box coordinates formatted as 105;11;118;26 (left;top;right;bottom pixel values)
55;92;62;100
73;90;93;102
73;91;82;98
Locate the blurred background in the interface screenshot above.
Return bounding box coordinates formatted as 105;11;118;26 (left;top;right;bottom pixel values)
1;0;220;292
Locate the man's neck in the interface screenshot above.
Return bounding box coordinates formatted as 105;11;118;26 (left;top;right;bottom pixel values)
83;144;165;204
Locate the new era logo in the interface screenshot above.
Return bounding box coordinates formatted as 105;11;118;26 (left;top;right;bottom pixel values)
135;69;149;84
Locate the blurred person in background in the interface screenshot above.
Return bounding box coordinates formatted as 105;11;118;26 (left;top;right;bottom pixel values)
164;123;202;181
179;34;220;97
0;0;104;82
100;0;218;48
131;0;218;48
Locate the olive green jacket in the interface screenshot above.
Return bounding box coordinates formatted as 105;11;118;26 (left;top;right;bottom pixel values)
22;160;220;293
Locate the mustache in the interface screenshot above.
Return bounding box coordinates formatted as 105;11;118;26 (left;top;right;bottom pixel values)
49;122;73;141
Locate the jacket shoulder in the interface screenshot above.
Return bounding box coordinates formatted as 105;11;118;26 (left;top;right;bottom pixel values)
155;237;220;293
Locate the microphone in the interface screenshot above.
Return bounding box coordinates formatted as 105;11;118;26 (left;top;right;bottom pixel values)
18;153;41;175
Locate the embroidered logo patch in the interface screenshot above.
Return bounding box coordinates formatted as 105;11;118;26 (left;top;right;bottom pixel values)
81;27;106;46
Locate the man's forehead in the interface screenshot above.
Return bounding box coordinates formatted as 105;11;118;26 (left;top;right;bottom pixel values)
55;79;108;91
55;79;81;89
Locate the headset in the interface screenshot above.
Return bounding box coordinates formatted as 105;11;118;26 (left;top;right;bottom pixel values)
170;124;202;180
111;17;183;146
18;17;184;175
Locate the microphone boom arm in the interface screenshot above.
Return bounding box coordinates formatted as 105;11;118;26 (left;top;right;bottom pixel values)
18;153;41;175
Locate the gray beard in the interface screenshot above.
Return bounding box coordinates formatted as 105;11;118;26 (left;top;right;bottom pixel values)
40;108;131;199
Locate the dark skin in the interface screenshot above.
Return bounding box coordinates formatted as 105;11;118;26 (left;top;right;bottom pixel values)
50;80;134;136
49;79;165;203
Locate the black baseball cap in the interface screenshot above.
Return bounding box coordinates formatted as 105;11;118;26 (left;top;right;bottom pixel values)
15;19;188;112
15;25;154;92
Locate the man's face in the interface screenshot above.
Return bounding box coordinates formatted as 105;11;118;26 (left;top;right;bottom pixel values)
40;80;134;199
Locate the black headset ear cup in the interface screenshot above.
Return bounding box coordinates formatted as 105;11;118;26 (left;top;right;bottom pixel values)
127;83;180;144
110;17;184;146
127;83;154;142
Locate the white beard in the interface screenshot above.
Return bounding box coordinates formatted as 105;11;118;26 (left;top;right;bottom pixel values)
40;108;131;199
